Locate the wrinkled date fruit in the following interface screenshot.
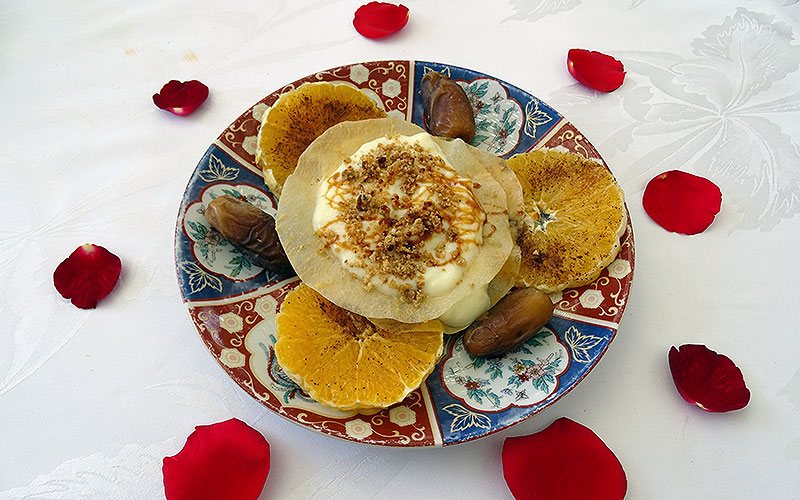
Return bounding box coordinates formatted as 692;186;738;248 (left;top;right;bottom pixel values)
204;195;292;273
463;287;554;357
419;71;476;143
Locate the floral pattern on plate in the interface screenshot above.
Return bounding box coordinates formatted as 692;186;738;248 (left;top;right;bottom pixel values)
459;78;525;156
411;62;562;157
182;182;276;281
441;328;569;412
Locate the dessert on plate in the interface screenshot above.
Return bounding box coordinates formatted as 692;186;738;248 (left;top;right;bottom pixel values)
205;81;627;412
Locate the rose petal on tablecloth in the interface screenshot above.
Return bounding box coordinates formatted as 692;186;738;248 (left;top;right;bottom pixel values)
502;417;627;500
153;80;209;116
567;48;626;92
669;344;750;412
53;243;121;309
642;170;722;235
353;2;409;39
163;418;270;500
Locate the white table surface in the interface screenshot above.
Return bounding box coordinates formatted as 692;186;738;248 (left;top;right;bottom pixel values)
2;1;799;498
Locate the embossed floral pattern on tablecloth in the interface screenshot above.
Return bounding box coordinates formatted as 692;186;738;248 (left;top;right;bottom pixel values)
548;8;800;232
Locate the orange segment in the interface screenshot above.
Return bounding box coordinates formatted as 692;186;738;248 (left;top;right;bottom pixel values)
507;149;627;292
275;283;444;410
256;82;387;198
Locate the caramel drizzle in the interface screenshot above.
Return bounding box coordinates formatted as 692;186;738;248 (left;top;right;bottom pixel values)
316;138;486;303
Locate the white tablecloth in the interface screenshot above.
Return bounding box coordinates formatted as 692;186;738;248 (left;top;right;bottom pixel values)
2;1;799;498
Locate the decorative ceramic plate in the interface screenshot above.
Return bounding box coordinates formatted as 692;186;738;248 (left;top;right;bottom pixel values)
175;60;634;446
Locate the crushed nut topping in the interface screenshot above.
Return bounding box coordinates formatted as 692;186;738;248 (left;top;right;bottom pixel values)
315;136;486;304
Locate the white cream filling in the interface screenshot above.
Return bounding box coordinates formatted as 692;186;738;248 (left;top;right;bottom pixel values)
438;284;491;329
313;133;484;301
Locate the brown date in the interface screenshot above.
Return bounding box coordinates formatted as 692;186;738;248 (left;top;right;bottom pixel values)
419;71;476;143
463;288;554;357
204;194;292;273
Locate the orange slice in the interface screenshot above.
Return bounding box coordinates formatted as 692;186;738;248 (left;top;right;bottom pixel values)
274;283;444;411
507;149;627;292
256;82;387;198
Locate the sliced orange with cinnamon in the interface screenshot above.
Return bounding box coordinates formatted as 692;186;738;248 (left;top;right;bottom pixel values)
275;283;444;411
507;149;627;292
256;82;386;198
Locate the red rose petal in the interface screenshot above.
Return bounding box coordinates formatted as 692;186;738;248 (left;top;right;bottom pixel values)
502;417;627;500
353;2;409;39
567;48;626;92
153;80;209;116
669;344;750;413
53;244;121;309
642;170;722;234
163;418;270;500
